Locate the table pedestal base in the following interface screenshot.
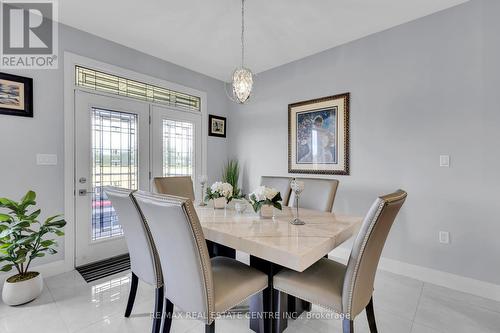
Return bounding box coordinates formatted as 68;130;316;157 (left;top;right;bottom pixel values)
249;255;287;333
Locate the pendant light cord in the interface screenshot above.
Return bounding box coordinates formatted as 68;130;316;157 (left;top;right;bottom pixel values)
241;0;245;68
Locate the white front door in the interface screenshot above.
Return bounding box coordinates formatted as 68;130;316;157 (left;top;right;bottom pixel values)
75;91;150;266
151;105;202;200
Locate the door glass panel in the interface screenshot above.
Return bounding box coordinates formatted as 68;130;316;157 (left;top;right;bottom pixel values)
162;119;194;176
92;108;138;241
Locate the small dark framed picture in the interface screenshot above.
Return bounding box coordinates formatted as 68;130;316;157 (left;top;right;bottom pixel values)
0;72;33;118
209;114;226;138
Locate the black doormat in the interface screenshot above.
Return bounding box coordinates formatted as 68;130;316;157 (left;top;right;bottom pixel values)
76;253;131;283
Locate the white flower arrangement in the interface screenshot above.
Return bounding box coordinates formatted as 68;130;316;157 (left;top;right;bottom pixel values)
249;186;282;212
205;181;233;203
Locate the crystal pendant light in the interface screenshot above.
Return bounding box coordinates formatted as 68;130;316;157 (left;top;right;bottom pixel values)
231;0;253;104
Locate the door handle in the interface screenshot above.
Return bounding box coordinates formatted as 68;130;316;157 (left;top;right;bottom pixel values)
78;189;95;196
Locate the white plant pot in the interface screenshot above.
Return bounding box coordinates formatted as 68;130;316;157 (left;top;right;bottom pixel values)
259;205;274;219
213;197;227;209
2;272;43;306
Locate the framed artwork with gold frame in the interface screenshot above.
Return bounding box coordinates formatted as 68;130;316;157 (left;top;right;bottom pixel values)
288;93;350;175
0;72;33;118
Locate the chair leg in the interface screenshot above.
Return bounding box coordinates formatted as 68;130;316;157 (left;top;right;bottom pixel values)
205;321;215;333
152;287;164;333
343;318;354;333
366;297;378;333
125;272;139;317
162;298;174;333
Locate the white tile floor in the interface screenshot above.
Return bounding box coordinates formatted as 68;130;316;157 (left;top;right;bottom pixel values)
1;268;499;333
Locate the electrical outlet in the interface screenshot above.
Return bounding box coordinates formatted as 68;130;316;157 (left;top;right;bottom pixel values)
439;231;450;244
440;155;450;167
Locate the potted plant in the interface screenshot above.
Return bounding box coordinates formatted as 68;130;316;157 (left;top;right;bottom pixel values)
222;159;242;199
205;182;233;209
249;186;282;219
0;190;66;305
222;159;248;212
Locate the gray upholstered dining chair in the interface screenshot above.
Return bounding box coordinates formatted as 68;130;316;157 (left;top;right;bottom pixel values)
273;189;407;333
261;176;292;206
153;176;233;259
154;176;195;201
103;186;164;333
133;191;268;333
289;178;339;212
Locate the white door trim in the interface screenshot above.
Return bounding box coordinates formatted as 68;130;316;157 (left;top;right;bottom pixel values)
63;52;208;270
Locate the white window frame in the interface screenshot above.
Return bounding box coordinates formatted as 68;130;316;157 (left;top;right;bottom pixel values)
63;52;207;270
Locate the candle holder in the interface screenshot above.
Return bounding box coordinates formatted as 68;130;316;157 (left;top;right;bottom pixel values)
290;178;305;225
198;175;207;206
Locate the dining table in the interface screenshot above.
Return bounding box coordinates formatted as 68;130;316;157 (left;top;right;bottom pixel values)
194;204;362;333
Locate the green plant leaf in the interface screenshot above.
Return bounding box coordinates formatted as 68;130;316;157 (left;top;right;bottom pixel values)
0;198;19;211
14;256;26;264
0;245;15;255
222;159;240;197
17;235;37;245
22;191;36;205
40;240;55;247
44;215;63;225
0;264;13;272
27;209;41;220
0;214;12;222
45;219;66;228
0;228;13;238
251;199;262;213
12;220;31;228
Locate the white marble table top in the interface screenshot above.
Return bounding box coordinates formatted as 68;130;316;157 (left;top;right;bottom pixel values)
194;205;362;272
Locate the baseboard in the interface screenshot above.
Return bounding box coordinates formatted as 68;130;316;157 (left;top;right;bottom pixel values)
0;259;69;287
329;247;500;302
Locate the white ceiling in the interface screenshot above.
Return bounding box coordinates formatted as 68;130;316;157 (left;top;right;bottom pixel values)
59;0;469;81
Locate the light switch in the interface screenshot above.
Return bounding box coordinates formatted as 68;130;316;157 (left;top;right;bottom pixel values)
36;154;57;165
439;231;450;244
439;155;450;167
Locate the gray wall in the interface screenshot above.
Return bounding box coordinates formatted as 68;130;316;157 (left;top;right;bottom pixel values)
0;24;230;265
229;0;499;284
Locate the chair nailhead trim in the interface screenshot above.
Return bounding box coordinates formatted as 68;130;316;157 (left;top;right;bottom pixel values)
346;200;385;316
130;191;164;288
217;286;268;315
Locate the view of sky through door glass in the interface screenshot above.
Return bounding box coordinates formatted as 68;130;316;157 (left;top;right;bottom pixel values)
162;119;194;177
91;108;138;241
